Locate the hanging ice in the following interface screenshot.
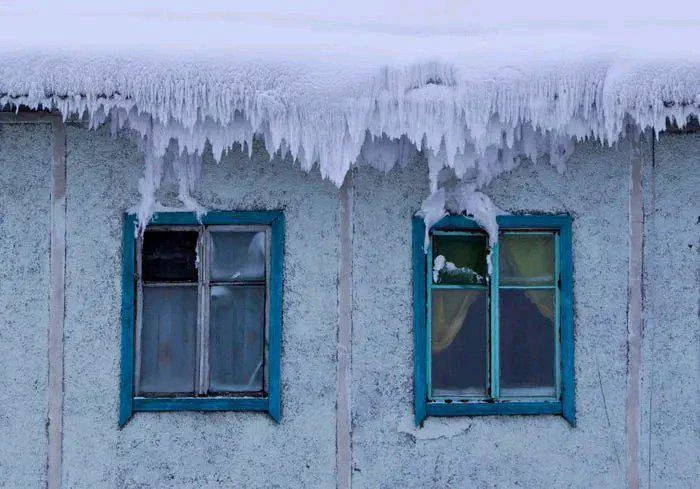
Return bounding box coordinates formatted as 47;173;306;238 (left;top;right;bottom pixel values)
0;38;697;234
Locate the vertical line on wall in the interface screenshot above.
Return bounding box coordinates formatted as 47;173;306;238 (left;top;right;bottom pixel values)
48;116;67;489
646;135;656;489
337;171;354;489
626;132;644;489
1;112;66;488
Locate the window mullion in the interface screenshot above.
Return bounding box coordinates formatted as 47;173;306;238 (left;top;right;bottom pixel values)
426;239;433;400
196;227;210;395
489;242;500;399
554;232;561;400
263;228;271;394
134;234;144;395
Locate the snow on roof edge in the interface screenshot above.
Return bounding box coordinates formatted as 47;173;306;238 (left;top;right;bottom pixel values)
0;52;698;237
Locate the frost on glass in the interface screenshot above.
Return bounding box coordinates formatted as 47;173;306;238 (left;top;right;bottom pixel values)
142;230;199;282
431;289;488;397
499;234;555;286
432;234;488;285
209;285;265;393
139;286;198;395
499;290;556;397
210;231;265;282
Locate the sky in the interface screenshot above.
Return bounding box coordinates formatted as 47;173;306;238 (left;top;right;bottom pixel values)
2;0;697;26
0;0;700;64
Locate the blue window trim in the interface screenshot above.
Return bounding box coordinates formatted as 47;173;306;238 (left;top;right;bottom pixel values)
413;214;574;427
120;211;284;427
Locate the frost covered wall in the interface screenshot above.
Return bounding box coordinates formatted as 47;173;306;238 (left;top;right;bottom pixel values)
351;142;632;487
64;124;339;488
349;134;699;489
0;119;698;488
0;122;52;488
641;131;699;488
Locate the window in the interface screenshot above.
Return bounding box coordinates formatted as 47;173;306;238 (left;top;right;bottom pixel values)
120;211;284;426
412;215;574;426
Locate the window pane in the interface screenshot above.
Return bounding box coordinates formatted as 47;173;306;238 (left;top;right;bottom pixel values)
209;285;265;393
139;286;197;395
431;289;488;397
142;230;199;282
499;234;555;286
432;234;488;285
500;290;556;397
210;231;266;282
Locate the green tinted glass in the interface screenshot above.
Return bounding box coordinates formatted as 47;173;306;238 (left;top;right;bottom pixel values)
499;234;555;286
432;234;488;285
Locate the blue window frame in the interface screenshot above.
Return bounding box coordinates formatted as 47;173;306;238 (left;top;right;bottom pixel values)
120;211;284;426
413;215;574;426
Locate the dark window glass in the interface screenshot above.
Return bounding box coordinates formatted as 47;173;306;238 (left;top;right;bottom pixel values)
209;285;265;393
142;230;198;282
500;290;555;397
139;286;198;395
432;234;488;285
137;226;271;399
431;289;488;397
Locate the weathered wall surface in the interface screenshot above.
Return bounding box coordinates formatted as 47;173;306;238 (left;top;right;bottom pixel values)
61;126;339;488
0;122;52;488
1;118;697;488
351;142;633;488
641;132;699;489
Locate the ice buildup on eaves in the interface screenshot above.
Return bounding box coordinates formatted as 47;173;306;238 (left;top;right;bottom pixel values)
0;54;698;244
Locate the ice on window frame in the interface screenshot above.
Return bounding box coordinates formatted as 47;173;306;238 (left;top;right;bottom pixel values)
433;255;485;285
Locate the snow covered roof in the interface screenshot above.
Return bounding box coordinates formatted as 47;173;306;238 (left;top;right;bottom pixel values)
1;1;698;229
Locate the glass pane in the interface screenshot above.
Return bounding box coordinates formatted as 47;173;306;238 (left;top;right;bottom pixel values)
209;285;265;393
499;234;555;286
500;290;556;397
139;286;197;395
431;289;488;397
432;234;488;285
210;231;266;282
142;230;199;282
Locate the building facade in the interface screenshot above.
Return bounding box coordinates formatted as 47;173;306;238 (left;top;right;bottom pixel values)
0;115;698;488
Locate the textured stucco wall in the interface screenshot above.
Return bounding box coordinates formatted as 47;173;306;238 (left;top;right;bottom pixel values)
0;122;51;488
641;132;699;489
1;119;697;488
61;126;339;488
351;142;633;488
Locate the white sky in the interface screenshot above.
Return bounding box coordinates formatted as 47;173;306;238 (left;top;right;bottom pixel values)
0;1;697;62
3;1;696;26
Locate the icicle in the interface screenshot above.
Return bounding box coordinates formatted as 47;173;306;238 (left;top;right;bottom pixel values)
448;183;504;275
418;188;448;250
0;53;695;236
136;151;164;233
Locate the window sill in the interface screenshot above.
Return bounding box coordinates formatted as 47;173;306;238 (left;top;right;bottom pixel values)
120;396;277;426
423;400;574;426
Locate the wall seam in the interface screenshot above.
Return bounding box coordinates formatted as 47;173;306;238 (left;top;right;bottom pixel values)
337;172;354;489
0;111;66;489
646;135;656;489
48;116;67;489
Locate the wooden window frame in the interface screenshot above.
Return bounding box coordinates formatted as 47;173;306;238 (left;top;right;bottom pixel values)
413;215;575;426
120;211;284;426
